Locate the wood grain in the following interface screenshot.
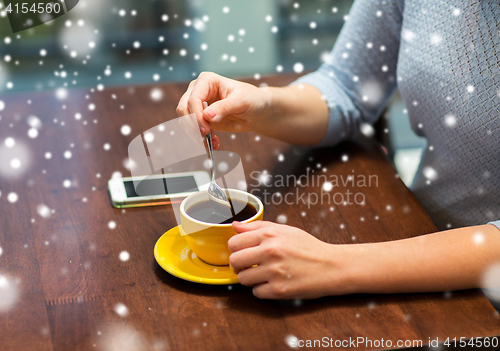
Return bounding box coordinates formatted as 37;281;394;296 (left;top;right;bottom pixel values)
0;74;499;350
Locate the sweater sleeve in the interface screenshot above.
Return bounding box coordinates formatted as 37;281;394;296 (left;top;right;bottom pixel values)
291;0;405;147
488;220;500;231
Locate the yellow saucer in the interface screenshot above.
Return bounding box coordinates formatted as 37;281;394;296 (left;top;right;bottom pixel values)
154;226;239;285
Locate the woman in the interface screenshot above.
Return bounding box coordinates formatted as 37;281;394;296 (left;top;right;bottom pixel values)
176;0;500;300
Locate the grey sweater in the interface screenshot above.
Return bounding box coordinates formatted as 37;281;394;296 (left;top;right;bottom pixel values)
294;0;500;230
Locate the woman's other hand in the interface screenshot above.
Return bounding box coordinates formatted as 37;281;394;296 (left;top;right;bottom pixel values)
228;221;353;299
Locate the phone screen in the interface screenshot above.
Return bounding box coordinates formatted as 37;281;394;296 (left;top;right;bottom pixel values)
124;176;199;197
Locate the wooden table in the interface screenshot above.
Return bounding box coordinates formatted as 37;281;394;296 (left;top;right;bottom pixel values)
0;74;499;351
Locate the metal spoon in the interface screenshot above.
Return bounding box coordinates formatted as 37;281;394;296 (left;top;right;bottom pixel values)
205;126;233;219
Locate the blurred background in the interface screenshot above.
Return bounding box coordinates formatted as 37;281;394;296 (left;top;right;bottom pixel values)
0;0;425;185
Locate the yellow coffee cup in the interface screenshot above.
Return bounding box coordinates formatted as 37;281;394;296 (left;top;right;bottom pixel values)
180;189;264;266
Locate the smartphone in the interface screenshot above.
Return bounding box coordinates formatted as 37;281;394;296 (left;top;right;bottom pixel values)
108;171;210;208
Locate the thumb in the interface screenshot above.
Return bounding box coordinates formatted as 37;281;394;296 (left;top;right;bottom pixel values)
232;220;273;233
203;97;240;123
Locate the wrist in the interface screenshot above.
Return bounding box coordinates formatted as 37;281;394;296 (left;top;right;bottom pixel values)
253;86;279;133
323;242;369;296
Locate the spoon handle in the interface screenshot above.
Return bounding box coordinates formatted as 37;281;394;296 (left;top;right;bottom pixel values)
203;101;217;183
206;133;216;183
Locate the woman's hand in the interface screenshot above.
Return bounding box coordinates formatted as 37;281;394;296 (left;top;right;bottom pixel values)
176;72;271;136
176;71;329;146
228;221;353;299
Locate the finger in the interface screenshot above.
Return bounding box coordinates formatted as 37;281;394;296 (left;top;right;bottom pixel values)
202;96;240;123
203;128;220;150
228;230;262;252
229;245;264;273
176;80;196;117
237;265;270;286
212;134;220;150
187;79;211;135
209;129;220;149
252;283;275;299
232;220;275;234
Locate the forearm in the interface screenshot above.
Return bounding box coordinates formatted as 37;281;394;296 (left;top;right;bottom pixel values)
253;84;329;145
339;224;500;294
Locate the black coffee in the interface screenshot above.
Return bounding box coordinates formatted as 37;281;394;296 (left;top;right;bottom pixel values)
186;198;257;224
